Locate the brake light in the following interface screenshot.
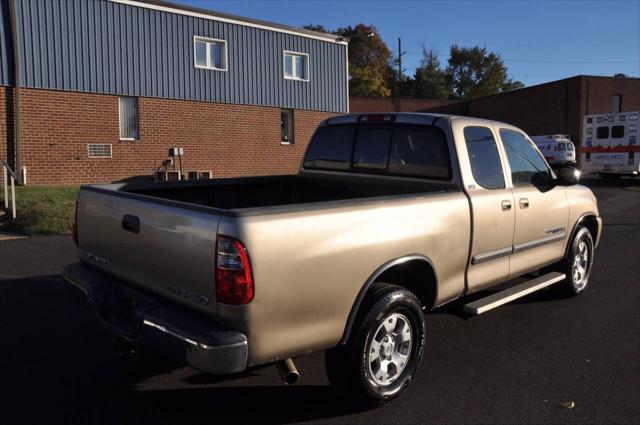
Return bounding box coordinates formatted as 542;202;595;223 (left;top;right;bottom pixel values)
72;199;79;246
215;235;254;305
358;114;396;122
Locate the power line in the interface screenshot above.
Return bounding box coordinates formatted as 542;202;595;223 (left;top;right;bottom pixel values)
401;51;639;64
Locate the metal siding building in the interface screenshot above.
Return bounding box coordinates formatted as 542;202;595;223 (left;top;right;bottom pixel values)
4;0;348;112
0;0;349;184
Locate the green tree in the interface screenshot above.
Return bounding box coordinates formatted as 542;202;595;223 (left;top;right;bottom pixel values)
336;24;394;97
412;46;449;99
302;24;330;33
446;45;524;100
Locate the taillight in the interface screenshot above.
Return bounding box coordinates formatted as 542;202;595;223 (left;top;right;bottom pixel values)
72;199;79;246
215;235;254;305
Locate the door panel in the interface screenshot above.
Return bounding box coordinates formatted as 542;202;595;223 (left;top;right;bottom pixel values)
497;128;570;278
467;189;515;291
454;123;515;293
509;185;569;277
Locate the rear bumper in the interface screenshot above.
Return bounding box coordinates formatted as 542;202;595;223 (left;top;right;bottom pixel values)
63;263;247;375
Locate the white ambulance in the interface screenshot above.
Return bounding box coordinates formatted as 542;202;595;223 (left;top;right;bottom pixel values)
581;111;639;177
531;135;576;165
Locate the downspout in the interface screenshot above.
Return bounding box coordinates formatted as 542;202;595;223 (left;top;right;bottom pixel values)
8;0;21;184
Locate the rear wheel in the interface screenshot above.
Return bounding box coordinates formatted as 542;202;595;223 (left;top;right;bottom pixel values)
325;283;425;406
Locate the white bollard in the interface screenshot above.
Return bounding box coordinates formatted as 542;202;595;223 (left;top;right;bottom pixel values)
10;175;16;219
3;166;7;210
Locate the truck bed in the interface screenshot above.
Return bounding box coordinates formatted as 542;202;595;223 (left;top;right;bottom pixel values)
99;173;458;212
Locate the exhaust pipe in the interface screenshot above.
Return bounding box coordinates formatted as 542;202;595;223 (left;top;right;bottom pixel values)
276;358;300;385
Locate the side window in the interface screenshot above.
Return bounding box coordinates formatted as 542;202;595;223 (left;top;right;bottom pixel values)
596;126;609;139
353;128;392;170
500;129;551;187
611;125;625;139
464;126;505;189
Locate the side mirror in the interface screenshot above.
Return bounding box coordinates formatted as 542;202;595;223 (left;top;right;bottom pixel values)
555;165;581;186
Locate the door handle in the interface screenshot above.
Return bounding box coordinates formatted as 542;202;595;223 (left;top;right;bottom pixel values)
122;215;140;233
519;198;529;209
501;200;512;211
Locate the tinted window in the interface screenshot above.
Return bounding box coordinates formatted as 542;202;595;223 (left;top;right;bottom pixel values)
464;126;505;189
557;142;566;151
567;143;575;151
353;128;392;170
500;129;551;187
304;125;355;170
389;126;451;179
611;125;625;139
597;126;609;139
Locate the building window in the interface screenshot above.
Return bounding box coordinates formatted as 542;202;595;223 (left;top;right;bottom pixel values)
119;96;139;140
87;144;112;158
281;109;294;144
283;51;309;81
612;95;622;113
194;36;227;71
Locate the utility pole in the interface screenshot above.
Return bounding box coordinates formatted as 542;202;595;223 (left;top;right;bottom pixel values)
397;37;405;98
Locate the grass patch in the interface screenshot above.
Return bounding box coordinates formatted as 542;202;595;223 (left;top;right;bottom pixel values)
0;185;80;235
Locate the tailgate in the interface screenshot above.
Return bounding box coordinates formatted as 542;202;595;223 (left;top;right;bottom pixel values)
76;187;222;315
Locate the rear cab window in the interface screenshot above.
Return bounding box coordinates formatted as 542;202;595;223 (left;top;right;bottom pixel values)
304;124;452;180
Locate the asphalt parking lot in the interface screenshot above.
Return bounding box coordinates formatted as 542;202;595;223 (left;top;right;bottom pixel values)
0;179;638;425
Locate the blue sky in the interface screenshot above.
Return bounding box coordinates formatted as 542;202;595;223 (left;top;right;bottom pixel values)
177;0;640;88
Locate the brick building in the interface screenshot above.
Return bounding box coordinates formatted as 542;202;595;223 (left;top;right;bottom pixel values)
349;97;455;113
424;75;640;160
0;0;348;185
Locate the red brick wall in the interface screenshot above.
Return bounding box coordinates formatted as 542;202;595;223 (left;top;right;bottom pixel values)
350;96;455;113
11;88;335;185
584;76;640;115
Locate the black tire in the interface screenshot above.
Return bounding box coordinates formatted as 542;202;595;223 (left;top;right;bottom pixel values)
325;283;425;407
552;227;595;295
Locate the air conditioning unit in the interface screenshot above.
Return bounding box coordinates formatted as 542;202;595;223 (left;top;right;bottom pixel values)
156;171;181;181
187;171;212;180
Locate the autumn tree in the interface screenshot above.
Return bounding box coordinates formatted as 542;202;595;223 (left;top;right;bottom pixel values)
446;45;524;100
336;24;394;97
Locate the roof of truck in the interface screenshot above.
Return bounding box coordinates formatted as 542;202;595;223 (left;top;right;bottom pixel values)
326;112;516;128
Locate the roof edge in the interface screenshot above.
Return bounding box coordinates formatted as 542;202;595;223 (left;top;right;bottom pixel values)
110;0;347;45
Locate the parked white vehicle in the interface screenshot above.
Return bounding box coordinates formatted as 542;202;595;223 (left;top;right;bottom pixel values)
581;111;639;177
531;135;576;165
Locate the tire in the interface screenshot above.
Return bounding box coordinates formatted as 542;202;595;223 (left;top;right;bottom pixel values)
553;227;595;295
325;283;425;406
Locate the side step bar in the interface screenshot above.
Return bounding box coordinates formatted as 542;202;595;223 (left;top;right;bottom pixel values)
463;272;566;315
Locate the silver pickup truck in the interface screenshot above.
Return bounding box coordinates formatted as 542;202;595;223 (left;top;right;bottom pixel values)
64;113;601;405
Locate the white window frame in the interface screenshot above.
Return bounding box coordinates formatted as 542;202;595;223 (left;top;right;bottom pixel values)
193;36;228;71
283;50;309;82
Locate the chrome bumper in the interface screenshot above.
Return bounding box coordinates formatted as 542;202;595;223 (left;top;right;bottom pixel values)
63;263;248;375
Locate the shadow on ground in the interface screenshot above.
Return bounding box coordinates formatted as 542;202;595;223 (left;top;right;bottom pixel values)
0;275;366;425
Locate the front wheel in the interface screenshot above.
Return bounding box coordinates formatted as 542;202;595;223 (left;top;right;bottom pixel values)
554;227;595;295
325;283;425;406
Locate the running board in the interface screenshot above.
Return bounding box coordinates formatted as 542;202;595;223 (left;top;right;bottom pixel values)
463;272;566;315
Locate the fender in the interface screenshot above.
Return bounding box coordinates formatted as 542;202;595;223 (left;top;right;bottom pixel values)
564;212;600;258
338;254;437;345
